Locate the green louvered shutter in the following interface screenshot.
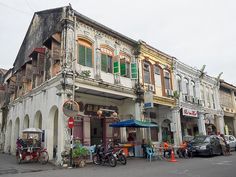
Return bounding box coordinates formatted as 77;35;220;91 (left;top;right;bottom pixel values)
131;62;137;79
113;61;119;74
101;54;107;72
120;63;126;76
78;45;85;66
86;48;92;67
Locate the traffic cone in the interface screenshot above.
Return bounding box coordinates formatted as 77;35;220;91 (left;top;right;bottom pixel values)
169;149;177;162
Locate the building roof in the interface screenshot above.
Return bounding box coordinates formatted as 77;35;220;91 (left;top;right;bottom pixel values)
220;79;236;91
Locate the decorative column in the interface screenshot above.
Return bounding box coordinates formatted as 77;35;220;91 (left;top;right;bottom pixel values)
198;112;206;135
171;108;182;145
218;115;225;134
95;34;102;80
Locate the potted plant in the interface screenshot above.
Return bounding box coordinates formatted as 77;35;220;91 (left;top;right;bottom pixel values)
72;141;89;168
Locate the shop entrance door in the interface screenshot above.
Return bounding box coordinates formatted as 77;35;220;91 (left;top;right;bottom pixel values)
91;118;103;145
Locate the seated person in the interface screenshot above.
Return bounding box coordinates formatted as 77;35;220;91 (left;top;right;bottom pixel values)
177;141;187;158
163;141;171;158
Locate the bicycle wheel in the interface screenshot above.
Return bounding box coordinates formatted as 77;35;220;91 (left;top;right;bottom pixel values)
39;150;49;164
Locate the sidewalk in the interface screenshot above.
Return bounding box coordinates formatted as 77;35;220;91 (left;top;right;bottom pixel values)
0;153;59;175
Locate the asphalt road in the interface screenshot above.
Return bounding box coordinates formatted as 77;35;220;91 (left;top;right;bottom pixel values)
1;152;236;177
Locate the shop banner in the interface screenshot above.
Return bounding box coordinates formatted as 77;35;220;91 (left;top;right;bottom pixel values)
182;108;198;117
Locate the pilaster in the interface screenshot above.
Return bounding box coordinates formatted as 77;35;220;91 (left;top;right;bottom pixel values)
198;113;206;135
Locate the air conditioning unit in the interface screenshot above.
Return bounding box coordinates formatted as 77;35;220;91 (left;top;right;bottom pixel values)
166;89;173;97
148;84;155;92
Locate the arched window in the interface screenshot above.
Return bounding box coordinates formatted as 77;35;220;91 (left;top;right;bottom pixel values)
190;81;196;97
183;78;189;95
154;65;162;87
143;62;151;84
100;46;113;73
176;75;182;92
164;70;171;89
77;39;93;67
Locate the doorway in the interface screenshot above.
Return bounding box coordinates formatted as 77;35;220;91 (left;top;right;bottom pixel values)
90;118;103;145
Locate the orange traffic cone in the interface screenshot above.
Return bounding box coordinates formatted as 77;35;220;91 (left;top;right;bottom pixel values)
169;149;177;162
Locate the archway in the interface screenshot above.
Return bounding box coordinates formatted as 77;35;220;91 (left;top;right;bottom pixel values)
161;119;173;143
6;120;12;153
34;111;42;129
13;118;20;153
23;115;30;129
48;106;59;160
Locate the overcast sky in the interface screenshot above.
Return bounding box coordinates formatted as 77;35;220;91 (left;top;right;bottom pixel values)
0;0;235;85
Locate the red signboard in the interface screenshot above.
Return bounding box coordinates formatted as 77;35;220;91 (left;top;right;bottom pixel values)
68;117;74;129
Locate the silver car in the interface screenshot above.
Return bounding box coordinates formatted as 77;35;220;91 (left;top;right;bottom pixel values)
225;135;236;151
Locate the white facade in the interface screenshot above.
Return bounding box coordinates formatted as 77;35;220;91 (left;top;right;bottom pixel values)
4;6;139;164
173;59;223;142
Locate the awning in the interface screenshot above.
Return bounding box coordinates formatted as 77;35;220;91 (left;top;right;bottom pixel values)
109;119;158;128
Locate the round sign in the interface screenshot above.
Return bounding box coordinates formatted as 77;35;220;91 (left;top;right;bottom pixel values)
68;117;74;129
62;100;79;117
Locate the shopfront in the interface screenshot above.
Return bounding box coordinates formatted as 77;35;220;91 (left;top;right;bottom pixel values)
181;108;199;137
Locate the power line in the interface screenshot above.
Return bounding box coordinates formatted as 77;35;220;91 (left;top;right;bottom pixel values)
25;0;34;12
0;2;32;15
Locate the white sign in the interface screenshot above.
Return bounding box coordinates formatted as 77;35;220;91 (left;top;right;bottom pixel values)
182;108;198;117
170;123;176;132
144;91;153;109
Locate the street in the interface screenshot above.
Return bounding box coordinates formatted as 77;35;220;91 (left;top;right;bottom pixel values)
1;152;236;177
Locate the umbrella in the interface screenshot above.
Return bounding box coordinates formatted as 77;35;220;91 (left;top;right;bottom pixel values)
109;119;158;128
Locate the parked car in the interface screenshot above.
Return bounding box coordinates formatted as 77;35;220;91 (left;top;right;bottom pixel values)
190;135;222;157
224;135;236;151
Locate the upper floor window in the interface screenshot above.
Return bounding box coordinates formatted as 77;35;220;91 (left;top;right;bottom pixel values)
176;75;182;92
164;70;171;90
183;78;189;95
191;81;196;97
154;65;162;87
120;54;131;78
143;62;151;84
101;46;113;73
78;39;93;67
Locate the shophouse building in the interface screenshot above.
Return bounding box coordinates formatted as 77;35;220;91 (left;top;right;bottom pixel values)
3;6;140;163
219;80;236;136
136;41;177;145
173;60;223;142
0;68;8;151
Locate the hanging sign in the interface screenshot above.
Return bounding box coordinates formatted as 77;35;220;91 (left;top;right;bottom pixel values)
144;91;153;109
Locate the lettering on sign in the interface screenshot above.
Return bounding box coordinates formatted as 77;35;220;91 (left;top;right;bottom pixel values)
182;108;198;117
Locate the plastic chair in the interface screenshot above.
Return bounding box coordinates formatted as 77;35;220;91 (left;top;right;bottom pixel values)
88;145;96;161
146;147;154;162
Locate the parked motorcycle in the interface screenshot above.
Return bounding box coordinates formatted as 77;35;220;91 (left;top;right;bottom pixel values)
113;148;127;165
93;144;117;167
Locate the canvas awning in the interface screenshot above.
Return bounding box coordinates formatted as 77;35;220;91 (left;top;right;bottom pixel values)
109;119;158;128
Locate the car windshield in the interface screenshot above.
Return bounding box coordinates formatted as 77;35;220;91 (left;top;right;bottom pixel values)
192;136;210;143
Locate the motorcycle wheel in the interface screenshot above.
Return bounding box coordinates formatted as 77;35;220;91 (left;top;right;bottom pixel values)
93;154;101;165
16;151;22;164
119;154;127;165
108;155;117;167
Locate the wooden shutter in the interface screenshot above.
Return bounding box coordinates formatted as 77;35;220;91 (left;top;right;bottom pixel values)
131;63;137;79
86;47;92;67
101;54;107;72
52;42;60;61
25;64;32;80
78;45;85;66
120;61;126;76
38;53;45;72
113;61;119;74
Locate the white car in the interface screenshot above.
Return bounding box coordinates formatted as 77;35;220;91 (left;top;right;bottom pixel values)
225;135;236;151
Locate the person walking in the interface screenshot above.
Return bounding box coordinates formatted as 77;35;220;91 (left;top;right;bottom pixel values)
163;141;171;158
